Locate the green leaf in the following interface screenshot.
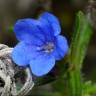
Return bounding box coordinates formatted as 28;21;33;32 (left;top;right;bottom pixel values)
68;11;93;96
83;81;96;96
8;26;13;33
70;11;92;67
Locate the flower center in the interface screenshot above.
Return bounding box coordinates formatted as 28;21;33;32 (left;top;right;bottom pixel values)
37;42;54;53
44;42;54;53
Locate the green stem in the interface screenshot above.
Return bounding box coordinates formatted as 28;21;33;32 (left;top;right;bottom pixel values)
67;11;93;96
68;65;82;96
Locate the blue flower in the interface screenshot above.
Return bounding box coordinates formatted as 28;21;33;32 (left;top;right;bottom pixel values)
12;12;69;76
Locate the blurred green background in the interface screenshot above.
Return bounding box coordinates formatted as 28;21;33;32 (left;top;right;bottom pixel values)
0;0;96;96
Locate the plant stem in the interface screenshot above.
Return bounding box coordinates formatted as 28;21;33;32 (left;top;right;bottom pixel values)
68;64;82;96
67;11;92;96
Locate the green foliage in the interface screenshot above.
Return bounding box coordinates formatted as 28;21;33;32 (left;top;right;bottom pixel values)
70;11;92;67
68;11;92;96
83;81;96;96
8;26;13;33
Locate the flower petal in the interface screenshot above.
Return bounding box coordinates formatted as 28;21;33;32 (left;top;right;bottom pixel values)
12;42;39;66
52;35;69;60
29;55;55;76
38;19;55;42
39;12;61;36
14;19;45;46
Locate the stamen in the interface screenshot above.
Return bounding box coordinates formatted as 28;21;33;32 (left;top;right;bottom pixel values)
36;42;54;53
44;42;54;53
